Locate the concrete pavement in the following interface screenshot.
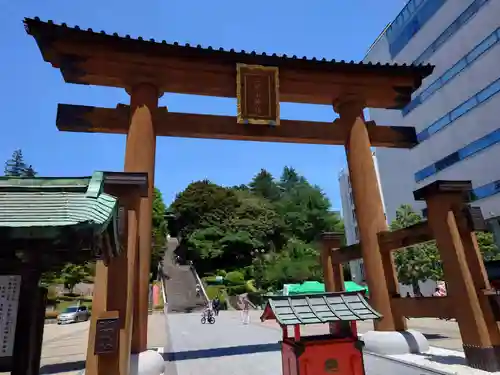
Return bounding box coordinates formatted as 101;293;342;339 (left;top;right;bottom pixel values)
35;313;166;375
164;311;466;375
30;311;465;375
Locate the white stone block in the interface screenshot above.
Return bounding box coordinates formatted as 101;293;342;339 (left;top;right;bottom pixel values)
362;330;429;355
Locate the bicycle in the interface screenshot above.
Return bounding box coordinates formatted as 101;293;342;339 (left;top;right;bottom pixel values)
200;308;215;324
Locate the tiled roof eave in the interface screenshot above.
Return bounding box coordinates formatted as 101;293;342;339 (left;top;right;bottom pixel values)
24;17;434;80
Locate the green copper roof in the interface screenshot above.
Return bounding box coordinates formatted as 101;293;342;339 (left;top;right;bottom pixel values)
0;171;118;238
260;292;381;326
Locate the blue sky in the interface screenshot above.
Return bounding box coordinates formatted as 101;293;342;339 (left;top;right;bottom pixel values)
0;0;404;209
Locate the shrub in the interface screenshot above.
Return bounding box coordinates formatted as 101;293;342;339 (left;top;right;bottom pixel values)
246;280;258;292
47;286;58;300
203;276;219;285
227;285;247;295
215;269;227;277
206;285;225;300
206;285;229;310
224;271;245;286
153;303;164;311
45;311;58;319
57;295;93;302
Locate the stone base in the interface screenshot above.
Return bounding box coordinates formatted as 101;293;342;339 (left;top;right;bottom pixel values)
130;350;165;375
362;330;429;355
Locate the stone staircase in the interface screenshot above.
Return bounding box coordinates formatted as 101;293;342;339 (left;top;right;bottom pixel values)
162;237;206;313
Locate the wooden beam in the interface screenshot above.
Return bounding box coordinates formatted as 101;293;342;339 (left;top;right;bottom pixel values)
56;104;418;148
331;243;363;264
391;297;455;319
25;18;433;108
378;221;434;252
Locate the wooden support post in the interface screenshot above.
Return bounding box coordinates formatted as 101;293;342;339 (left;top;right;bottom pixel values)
125;83;159;353
321;232;345;334
85;257;122;375
336;99;405;332
12;266;42;375
119;197;140;375
85;179;145;375
454;204;500;355
320;233;340;292
415;181;500;371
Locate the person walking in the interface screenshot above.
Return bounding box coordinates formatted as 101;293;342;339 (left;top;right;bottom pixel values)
195;284;201;298
241;295;250;325
212;296;220;316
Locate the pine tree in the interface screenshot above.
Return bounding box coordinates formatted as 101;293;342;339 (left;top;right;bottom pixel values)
4;149;37;177
248;169;281;202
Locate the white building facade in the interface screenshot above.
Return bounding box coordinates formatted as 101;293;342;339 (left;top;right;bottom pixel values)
338;151;386;283
363;0;500;246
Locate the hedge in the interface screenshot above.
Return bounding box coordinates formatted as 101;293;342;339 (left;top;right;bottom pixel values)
57;295;93;302
224;271;245;286
45;311;59;319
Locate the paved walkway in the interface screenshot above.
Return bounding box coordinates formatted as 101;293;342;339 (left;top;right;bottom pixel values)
165;311;470;375
24;311;465;375
35;313;166;375
165;311;282;375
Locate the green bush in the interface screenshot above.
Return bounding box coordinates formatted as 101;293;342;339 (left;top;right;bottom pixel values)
58;295;92;302
206;285;228;310
224;271;245;286
47;286;58;300
206;285;225;300
227;285;247;295
153;303;164;311
246;280;258;292
203;276;222;285
215;269;227;277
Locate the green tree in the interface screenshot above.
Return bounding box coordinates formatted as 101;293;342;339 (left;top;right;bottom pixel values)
275;168;343;243
59;263;91;293
477;231;500;261
171;180;239;237
151;187;168;280
279;166;305;192
170;167;346;291
390;205;441;294
4;149;37;177
248;169;282;202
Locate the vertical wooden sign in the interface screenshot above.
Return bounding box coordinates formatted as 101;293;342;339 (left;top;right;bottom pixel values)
236;64;280;126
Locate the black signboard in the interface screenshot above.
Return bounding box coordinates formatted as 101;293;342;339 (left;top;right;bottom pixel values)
94;318;119;355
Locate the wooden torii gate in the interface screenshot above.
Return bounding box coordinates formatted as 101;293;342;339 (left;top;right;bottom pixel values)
24;17;433;375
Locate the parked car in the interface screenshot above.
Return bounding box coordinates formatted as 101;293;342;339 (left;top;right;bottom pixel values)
57;305;90;324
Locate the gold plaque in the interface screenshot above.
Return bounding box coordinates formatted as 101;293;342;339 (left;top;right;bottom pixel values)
324;358;339;373
236;64;280;126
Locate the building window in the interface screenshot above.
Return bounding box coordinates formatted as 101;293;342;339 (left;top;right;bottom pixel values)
388;0;446;58
471;180;500;201
414;0;492;65
415;128;500;182
417;77;500;143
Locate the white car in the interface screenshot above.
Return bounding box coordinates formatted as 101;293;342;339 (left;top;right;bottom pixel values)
57;305;90;324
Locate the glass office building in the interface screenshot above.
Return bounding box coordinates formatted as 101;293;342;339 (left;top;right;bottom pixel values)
363;0;500;245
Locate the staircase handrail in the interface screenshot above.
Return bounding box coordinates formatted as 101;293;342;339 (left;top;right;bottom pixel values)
189;264;209;303
158;262;168;313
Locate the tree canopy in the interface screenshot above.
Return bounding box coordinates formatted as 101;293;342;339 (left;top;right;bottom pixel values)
169;167;344;290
